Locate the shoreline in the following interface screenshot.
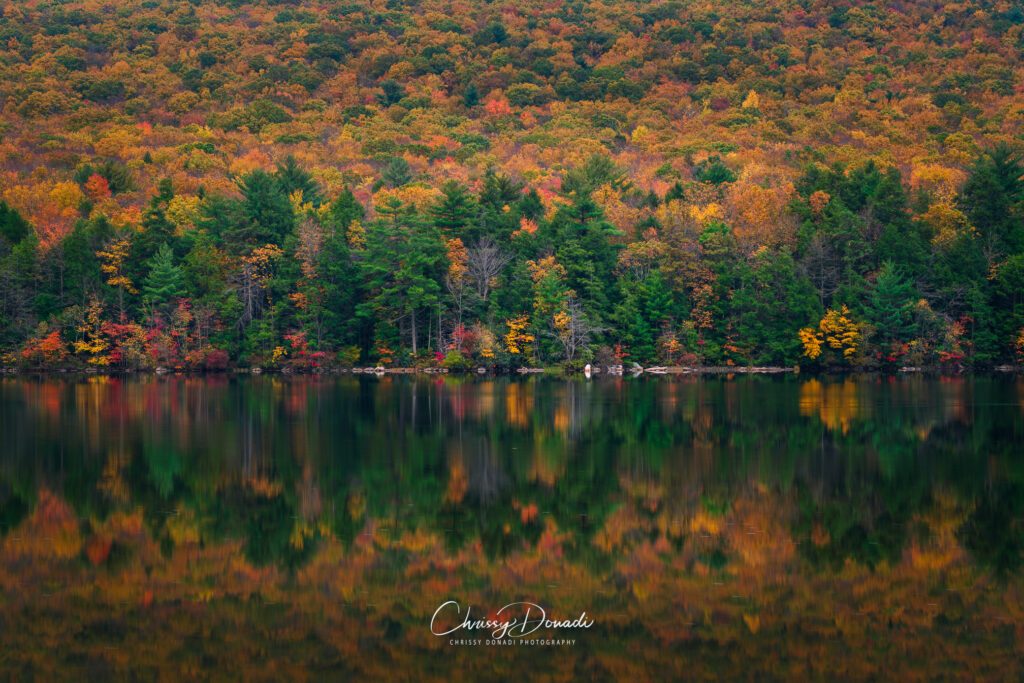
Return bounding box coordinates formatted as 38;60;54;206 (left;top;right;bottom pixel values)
2;365;1021;377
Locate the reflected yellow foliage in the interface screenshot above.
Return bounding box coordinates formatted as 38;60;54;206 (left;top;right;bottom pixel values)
444;458;467;504
799;379;863;434
528;447;564;487
504;381;532;428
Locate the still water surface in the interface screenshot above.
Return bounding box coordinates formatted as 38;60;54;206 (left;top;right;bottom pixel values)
0;374;1022;680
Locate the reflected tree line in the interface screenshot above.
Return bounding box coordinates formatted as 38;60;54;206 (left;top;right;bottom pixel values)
1;375;1022;574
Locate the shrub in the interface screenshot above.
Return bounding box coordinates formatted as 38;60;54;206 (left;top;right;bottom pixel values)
441;349;472;372
337;346;360;367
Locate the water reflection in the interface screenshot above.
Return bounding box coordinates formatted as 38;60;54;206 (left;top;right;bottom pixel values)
0;374;1022;679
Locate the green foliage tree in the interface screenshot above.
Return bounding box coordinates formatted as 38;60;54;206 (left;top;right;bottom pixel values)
868;261;919;346
0;201;31;252
381;157;413;188
959;145;1024;263
359;198;446;356
275;155;324;207
235;170;295;245
430;181;476;238
143;244;185;312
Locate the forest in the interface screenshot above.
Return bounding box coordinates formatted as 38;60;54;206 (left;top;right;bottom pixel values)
1;0;1024;370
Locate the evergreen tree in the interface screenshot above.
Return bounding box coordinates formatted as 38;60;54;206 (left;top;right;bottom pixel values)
0;201;30;253
463;82;480;108
731;249;821;364
359;198;446;356
693;156;736;185
57;216;113;308
992;254;1024;354
868;261;918;346
129;179;178;298
430;181;476;238
0;231;42;345
959;145;1024;263
329;188;365;238
615;269;672;363
234;170;295;246
143;244;185;311
275;155;324;207
381;157;413;188
317;231;364;350
199;194;247;250
377;79;406;107
479;169;523;211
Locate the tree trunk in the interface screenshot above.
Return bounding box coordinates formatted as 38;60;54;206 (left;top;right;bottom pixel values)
411;309;417;355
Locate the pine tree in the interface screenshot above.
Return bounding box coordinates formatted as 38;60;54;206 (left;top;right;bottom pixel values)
868;261;918;345
430;181;476;238
463;82;480;108
0;201;30;252
275;155;324;207
234;170;295;245
381;157;413;188
959;145;1024;264
329;188;366;238
377;79;406;107
144;244;185;311
359;198;445;355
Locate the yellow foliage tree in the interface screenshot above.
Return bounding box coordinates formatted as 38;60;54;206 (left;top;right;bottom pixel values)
74;296;110;366
97;238;137;320
799;305;862;364
504;316;535;356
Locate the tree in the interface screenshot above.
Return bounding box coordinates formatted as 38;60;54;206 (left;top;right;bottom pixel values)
233;244;283;330
275;155;324;207
617;229;665;282
97;238;137;321
465;237;510;303
377;79;406;107
615;268;673;363
731;249;821;365
0;231;42;346
992;254;1024;355
0;201;31;252
503;315;534;357
381;157;413;188
463;82;480;108
553;296;605;363
73;296;111;365
560;154;631;199
868;261;918;346
329;188;365;239
693;156;736;185
959;145;1024;265
359;198;446;356
236;170;295;246
129;179;178;289
430;181;476;238
316;230;363;351
445;238;470;329
799;305;862;365
143;244;185;313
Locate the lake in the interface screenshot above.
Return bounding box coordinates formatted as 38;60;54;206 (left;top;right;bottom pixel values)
1;374;1022;680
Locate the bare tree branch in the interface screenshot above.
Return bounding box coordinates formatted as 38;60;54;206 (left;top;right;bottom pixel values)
465;237;510;302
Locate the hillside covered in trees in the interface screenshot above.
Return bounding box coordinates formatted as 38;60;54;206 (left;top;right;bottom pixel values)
1;0;1023;370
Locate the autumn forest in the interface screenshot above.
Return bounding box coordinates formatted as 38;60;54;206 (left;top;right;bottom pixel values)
1;0;1024;371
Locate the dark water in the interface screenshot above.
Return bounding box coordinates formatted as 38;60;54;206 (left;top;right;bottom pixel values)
1;374;1022;680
